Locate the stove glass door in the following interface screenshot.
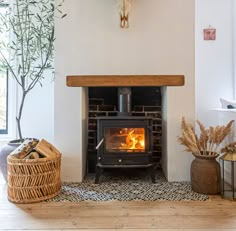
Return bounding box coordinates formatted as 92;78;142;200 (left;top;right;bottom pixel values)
104;127;145;153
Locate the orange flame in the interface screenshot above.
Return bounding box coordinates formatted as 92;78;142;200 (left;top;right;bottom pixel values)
120;128;145;151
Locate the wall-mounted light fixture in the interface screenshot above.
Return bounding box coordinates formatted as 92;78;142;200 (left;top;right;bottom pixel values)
117;0;131;28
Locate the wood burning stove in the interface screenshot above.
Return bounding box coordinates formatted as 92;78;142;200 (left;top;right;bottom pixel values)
95;117;155;183
95;88;156;183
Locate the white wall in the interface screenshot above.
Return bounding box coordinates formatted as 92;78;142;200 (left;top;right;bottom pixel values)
55;0;195;182
20;77;54;142
195;0;234;126
234;0;236;96
195;0;235;187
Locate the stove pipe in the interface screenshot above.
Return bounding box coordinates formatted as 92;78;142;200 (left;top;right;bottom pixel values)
118;87;132;116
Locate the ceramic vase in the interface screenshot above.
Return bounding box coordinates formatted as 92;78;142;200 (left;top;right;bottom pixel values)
0;140;21;182
191;153;220;195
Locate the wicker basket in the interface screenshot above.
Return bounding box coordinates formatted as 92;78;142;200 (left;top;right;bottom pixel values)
7;152;61;203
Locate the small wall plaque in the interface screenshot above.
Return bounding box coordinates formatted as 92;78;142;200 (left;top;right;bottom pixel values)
204;28;216;40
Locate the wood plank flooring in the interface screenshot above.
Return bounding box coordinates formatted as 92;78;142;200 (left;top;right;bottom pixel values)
0;174;236;231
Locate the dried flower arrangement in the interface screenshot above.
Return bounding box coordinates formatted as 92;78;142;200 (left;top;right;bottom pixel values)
221;141;236;154
220;141;236;161
178;117;234;156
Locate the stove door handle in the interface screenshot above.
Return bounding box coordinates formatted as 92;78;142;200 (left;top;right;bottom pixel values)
96;138;104;150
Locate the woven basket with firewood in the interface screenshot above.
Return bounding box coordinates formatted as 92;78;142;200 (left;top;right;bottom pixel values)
7;139;61;203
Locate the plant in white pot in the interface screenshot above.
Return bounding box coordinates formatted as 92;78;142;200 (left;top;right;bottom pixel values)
0;0;66;182
178;117;234;194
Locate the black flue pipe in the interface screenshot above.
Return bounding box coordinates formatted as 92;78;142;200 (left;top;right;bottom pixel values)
118;87;132;116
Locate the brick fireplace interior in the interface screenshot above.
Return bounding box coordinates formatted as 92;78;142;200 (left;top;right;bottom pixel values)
87;87;162;176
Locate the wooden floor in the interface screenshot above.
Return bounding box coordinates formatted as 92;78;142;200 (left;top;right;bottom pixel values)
0;174;236;231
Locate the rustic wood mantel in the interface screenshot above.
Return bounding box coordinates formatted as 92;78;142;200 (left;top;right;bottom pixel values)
66;75;185;87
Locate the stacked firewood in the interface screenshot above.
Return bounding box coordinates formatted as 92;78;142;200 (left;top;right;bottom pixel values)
10;139;60;159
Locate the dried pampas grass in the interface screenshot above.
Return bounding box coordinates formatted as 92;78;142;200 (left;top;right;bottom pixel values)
221;141;236;154
178;117;234;156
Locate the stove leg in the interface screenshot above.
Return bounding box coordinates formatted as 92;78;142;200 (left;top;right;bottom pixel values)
149;165;156;183
95;166;103;184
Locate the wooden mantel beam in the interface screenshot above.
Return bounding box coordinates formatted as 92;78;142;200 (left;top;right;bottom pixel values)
66;75;185;87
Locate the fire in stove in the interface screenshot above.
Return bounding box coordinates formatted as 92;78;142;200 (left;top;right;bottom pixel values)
105;127;145;153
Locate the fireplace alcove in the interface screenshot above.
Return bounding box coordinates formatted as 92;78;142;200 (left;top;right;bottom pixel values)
66;75;185;181
89;87;161;183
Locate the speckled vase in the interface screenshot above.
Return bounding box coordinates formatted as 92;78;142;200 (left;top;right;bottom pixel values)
0;140;21;182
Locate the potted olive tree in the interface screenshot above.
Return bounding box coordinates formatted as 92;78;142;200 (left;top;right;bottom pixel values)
0;0;66;182
178;117;234;194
